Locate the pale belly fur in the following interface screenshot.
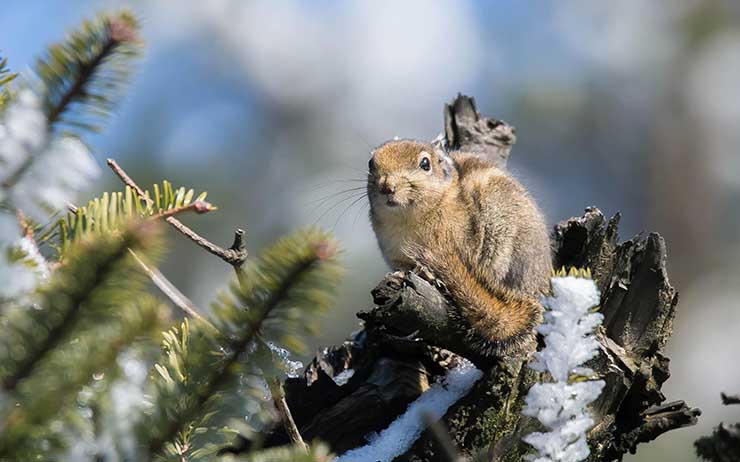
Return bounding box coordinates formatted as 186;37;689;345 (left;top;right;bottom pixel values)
375;212;419;269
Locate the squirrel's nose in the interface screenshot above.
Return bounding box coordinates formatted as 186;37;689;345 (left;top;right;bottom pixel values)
379;183;395;195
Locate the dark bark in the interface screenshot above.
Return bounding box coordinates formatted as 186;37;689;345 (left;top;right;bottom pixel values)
259;95;698;461
443;94;516;169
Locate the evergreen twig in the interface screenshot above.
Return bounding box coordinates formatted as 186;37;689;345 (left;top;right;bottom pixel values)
62;199;212;323
106;158;248;271
44;15;133;126
0;222;156;391
2;12;141;190
147;249;325;456
143;229;340;460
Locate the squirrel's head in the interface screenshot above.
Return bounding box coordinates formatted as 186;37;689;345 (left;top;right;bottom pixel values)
367;139;455;213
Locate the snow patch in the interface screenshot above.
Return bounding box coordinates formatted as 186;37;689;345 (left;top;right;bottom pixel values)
337;359;482;462
332;368;355;386
267;341;303;378
522;276;605;462
0;90;99;223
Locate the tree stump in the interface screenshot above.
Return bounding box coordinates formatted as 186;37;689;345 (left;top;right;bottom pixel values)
265;95;699;461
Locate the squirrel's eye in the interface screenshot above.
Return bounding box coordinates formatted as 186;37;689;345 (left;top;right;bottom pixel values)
419;157;431;171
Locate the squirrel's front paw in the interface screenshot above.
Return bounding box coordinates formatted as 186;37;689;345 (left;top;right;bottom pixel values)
411;262;434;280
411;263;445;290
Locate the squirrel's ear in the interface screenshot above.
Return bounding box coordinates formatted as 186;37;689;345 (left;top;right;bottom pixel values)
431;132;446;151
433;144;454;179
430;134;454;177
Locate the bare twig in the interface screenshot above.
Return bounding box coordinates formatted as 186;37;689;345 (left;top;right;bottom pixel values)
106;158;148;199
127;249;215;329
721;392;740;406
229;228;248;282
421;413;468;462
106;158;248;270
267;377;308;454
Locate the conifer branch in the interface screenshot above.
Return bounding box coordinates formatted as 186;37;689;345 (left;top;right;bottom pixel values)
55;180;213;256
0;222;157;391
3;244;123;389
106;158;248;270
0;297;162;460
2;12;140;190
143;230;340;460
147;250;325;456
62;199;213;323
0;222;164;460
40;11;140;128
45;28;116;126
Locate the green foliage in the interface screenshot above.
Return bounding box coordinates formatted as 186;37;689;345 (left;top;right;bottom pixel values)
0;53;16;109
0;221;167;460
0;11;142;215
34;10;141;132
45;180;213;258
1;10;346;462
140;228;342;461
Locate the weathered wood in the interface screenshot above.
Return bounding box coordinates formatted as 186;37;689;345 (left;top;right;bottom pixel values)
257;95;698;461
443;94;516;169
358;272;498;368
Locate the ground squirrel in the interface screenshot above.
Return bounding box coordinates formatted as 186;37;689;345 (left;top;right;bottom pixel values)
367;139;552;355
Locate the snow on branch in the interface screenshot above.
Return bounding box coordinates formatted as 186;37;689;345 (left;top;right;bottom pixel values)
522;273;605;462
337;359;482;462
0;90;98;299
0;90;99;221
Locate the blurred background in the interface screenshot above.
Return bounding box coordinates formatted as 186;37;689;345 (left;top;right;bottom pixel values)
2;1;739;460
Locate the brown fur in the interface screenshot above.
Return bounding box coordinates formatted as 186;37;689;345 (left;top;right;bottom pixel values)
367;139;552;355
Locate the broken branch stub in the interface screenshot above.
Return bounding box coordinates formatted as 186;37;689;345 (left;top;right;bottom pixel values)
443;94;516;169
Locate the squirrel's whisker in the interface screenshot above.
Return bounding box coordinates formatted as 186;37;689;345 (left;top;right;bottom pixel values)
306;178;367;192
351;201;370;228
306;187;368;217
308;186;367;205
313;191;367;224
332;193;369;230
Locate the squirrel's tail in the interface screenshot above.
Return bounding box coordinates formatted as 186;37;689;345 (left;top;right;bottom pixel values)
405;243;543;356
